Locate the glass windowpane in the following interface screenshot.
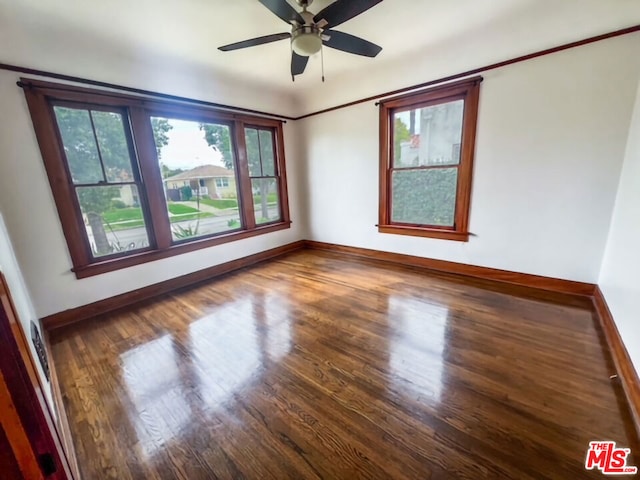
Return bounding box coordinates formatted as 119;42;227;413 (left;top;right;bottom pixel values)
76;185;150;257
258;130;275;176
252;178;280;224
150;117;242;241
244;128;262;176
91;111;135;182
391;168;458;227
53;107;103;184
393;99;464;168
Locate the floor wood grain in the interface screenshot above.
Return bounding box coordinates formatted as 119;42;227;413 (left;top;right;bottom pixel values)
49;250;639;479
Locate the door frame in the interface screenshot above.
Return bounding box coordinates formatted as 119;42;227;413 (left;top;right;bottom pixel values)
0;271;74;479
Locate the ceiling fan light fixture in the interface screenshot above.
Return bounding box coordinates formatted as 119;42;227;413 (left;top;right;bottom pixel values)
291;26;322;56
219;0;384;80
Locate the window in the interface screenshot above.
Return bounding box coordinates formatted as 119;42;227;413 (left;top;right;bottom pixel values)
378;77;481;241
52;106;152;257
244;127;283;225
149;116;241;242
23;79;290;278
215;178;229;188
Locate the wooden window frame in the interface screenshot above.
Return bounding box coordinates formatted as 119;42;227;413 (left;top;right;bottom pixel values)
244;125;285;227
22;79;291;278
378;77;481;242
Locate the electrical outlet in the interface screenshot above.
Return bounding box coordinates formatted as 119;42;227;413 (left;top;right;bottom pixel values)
30;321;50;382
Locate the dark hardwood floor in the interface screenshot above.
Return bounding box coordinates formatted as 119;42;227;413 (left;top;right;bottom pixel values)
49;250;639;479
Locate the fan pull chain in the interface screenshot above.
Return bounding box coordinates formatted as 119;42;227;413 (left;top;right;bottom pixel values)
321;46;325;82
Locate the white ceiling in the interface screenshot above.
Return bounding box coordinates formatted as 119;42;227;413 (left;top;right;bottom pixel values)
1;0;639;113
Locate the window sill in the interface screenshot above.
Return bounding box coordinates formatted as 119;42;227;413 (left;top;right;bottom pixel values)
72;221;292;278
378;224;469;242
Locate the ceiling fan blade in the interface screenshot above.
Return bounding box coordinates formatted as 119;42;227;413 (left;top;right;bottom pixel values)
313;0;383;28
323;30;382;57
218;32;291;51
259;0;304;25
291;51;309;78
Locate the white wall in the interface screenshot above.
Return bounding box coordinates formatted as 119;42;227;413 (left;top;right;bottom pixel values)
0;214;54;411
301;34;640;283
0;69;307;318
0;28;638;320
599;78;640;371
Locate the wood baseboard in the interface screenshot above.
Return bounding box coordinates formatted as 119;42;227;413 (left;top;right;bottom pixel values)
593;287;640;434
42;239;597;332
304;241;596;296
42;240;306;331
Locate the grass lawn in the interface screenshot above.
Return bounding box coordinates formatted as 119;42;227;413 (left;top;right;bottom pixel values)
101;205;211;231
102;208;143;224
199;195;277;210
199;197;238;209
254;193;278;203
167;203;199;215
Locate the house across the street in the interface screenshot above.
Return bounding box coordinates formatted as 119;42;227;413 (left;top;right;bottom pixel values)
164;164;236;200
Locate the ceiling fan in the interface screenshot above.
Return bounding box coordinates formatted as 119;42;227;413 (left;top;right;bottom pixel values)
218;0;384;81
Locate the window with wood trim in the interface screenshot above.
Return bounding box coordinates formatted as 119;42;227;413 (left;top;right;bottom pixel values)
244;127;283;226
22;79;290;278
378;77;481;241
